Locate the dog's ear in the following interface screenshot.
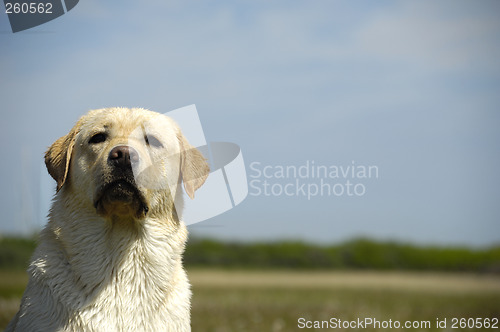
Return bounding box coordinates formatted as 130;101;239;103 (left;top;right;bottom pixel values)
177;132;210;199
45;124;79;192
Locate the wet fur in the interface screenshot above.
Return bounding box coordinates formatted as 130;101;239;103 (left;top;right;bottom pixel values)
6;108;209;332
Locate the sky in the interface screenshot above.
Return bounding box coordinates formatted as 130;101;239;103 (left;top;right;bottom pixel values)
0;0;499;246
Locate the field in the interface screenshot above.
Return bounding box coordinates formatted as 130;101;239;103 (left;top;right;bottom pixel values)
1;269;499;331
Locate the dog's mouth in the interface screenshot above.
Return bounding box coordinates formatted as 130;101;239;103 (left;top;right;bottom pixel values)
94;179;149;219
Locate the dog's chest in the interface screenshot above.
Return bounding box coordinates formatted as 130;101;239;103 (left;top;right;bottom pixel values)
67;240;191;331
79;272;163;330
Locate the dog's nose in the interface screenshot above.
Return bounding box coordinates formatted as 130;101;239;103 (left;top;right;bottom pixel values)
108;145;139;169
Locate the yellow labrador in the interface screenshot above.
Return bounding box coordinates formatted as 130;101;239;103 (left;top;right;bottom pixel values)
6;108;209;332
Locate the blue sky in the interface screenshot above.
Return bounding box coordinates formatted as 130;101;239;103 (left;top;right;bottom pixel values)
1;1;499;246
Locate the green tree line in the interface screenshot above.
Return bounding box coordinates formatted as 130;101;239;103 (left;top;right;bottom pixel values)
184;238;500;272
1;236;499;272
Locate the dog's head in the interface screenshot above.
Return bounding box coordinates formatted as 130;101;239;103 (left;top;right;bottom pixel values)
45;108;209;220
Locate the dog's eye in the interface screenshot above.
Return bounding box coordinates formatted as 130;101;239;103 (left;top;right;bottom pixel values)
144;135;163;148
89;133;107;144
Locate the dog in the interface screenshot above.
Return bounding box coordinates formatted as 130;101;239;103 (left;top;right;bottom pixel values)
6;108;209;332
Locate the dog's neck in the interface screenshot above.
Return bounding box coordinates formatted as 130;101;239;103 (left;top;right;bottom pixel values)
31;192;188;312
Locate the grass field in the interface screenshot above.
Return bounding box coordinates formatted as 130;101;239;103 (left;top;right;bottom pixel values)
1;269;499;331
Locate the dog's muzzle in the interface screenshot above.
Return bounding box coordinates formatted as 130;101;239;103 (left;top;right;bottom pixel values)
94;145;149;219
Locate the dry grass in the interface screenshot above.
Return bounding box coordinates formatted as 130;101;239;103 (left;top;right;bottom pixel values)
189;269;500;293
190;270;500;332
1;269;499;331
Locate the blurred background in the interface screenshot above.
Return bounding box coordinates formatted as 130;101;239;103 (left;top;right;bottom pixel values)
1;1;499;331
